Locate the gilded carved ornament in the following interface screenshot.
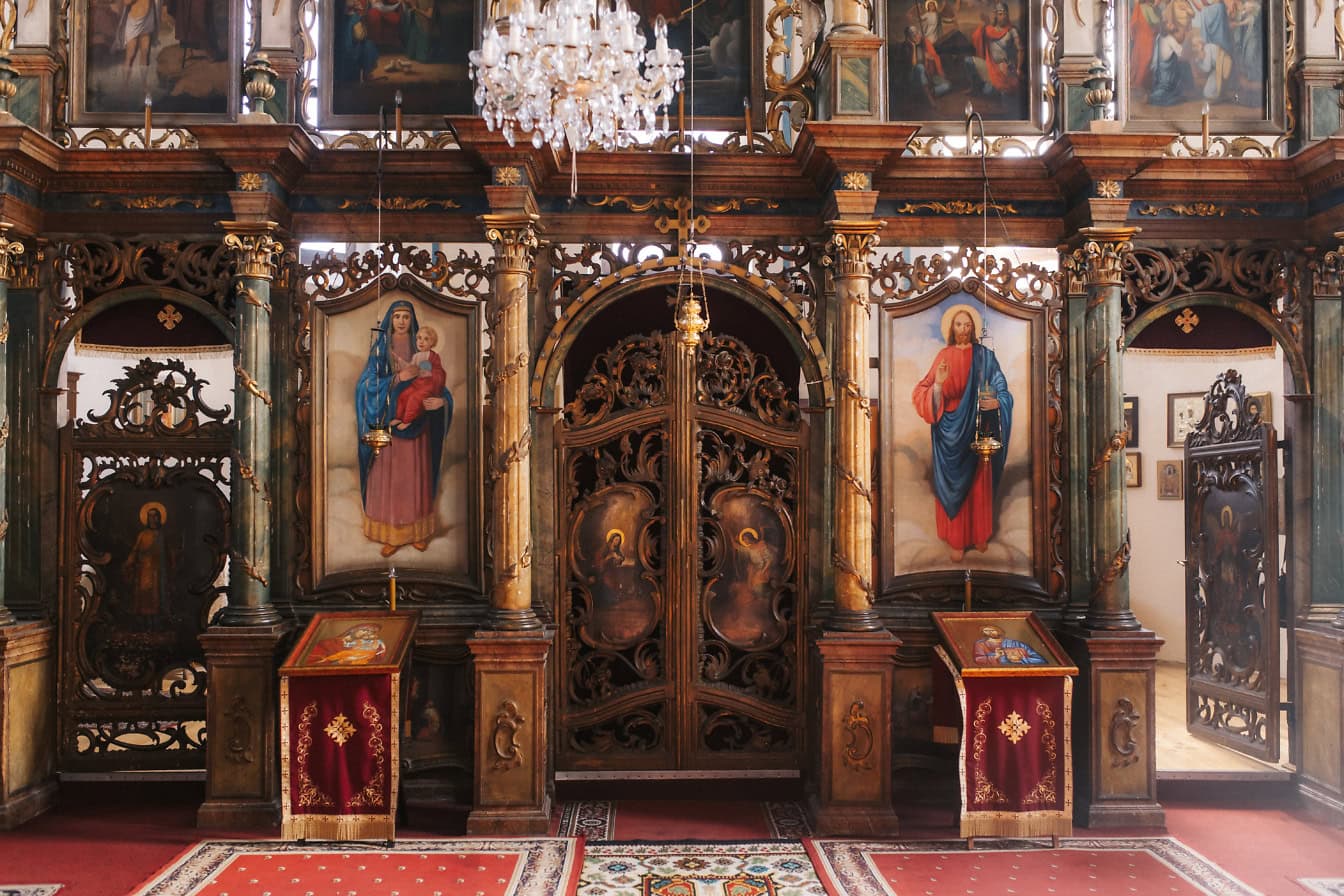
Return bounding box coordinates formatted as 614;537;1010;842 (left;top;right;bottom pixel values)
237;172;265;191
825;228;881;278
222;229;285;281
871;244;1059;306
841;171;870;191
893;201;1017;216
0;224;24;283
88;196;212;210
1137;203;1259;218
495;166;523;186
1068;232;1136;288
484;219;542;273
1095;180;1122;199
841;699;875;770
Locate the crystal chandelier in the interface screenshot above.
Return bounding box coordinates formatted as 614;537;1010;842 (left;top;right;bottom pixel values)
469;0;685;152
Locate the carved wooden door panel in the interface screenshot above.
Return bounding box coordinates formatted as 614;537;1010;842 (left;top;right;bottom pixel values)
556;331;805;771
1184;370;1279;762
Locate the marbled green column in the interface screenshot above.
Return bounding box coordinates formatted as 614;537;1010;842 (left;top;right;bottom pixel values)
0;225;24;628
219;222;283;627
1063;275;1093;626
482;215;543;630
1317;239;1344;626
1072;227;1141;631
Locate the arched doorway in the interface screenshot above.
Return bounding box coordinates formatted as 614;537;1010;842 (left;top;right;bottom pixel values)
539;271;823;774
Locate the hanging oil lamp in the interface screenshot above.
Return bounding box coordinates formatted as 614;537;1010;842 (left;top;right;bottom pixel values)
361;110;394;457
969;324;1001;461
673;246;709;348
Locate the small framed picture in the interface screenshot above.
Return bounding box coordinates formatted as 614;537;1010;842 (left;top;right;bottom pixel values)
1167;392;1206;447
1124;451;1141;488
1123;395;1139;447
1156;459;1183;500
931;610;1077;677
1249;391;1272;425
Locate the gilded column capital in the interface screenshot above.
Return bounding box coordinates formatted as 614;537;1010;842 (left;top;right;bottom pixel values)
219;221;285;281
0;223;25;284
1068;226;1140;287
825;220;882;278
482;214;543;273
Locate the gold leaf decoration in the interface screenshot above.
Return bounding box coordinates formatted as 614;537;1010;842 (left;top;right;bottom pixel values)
336;197;462;211
998;710;1031;744
1138;203;1260;217
157;303;183;331
894;200;1019;215
841;171;870;191
88;196;212;210
324;712;356;746
237;172;265;191
495;166;523;186
1175;308;1200;333
1096;179;1122;198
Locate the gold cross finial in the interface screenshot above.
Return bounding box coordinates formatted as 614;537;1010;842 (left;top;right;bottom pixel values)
1174;308;1200;334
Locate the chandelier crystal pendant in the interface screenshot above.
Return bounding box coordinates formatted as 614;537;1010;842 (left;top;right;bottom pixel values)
469;0;685;152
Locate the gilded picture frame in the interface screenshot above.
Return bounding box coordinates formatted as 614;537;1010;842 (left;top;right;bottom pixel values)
1157;458;1183;500
884;0;1044;134
931;610;1077;677
69;0;241;125
310;273;483;594
1120;0;1284;136
283;609;420;674
1125;451;1141;488
878;277;1054;602
1123;394;1139;447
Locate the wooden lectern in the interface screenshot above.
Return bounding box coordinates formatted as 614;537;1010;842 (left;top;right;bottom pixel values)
932;611;1077;846
280;609;419;841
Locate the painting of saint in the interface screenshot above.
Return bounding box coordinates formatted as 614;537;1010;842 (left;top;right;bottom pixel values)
973;624;1045;665
910;303;1013;563
356;300;454;558
122;501;173;619
881;291;1034;580
306;622;388;665
571;484;659;649
887;0;1030;122
325;0;475;126
1128;0;1268;122
706;490;789;650
314;284;475;586
74;0;235;121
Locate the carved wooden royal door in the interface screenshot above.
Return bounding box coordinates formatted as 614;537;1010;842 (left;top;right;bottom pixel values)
58;359;232;773
555;329;806;772
1184;370;1280;761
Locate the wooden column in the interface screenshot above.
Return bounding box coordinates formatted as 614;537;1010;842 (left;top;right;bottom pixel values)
1313;236;1344;625
0;225;23;627
1062;227;1164;828
218;221;284;627
482;214;542;631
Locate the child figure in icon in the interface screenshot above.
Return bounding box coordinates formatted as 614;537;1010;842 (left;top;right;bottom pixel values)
390;325;445;430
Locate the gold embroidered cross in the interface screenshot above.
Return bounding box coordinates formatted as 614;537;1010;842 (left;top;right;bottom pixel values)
1174;308;1200;334
158;304;183;331
324;713;356;745
998;711;1031;744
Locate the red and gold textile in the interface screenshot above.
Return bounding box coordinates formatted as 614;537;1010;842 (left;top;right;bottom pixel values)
281;671;399;841
937;645;1073;839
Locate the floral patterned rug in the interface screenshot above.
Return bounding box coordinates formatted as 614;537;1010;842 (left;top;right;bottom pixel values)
579;841;825;896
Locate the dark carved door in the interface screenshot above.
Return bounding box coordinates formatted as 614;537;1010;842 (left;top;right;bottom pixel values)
58;359;232;773
555;329;806;772
1184;370;1279;762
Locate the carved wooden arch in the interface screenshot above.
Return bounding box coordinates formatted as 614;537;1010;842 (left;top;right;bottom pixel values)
1124;294;1310;395
530;256;834;410
42;286;235;390
876;273;1065;615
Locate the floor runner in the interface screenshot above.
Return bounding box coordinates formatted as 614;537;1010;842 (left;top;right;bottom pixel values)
805;837;1260;896
580;840;825;895
0;888;62;896
129;838;582;896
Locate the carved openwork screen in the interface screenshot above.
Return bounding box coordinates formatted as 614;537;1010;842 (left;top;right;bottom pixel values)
307;273;483;597
60;357;232;772
68;0;242;124
878;271;1060;608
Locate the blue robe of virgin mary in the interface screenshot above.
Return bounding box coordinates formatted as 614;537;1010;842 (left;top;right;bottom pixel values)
355;300;454;502
930;343;1013;520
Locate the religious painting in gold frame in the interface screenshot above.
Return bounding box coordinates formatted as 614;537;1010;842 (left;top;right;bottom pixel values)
932;610;1076;677
1125;451;1141;488
285;609;419;672
878;276;1052;600
309;273;483;594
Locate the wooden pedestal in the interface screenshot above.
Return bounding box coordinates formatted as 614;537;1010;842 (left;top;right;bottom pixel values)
197;621;291;830
1296;625;1344;825
807;629;902;836
1061;628;1165;828
0;621;57;830
466;629;553;835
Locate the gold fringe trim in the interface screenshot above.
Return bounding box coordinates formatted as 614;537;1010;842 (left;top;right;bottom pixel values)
74;332;231;358
362;514;436;546
282;813;396;842
1126;345;1276;358
961;808;1072;839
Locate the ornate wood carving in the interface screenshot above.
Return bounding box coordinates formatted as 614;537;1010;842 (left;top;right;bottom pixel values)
299;242;493;303
0;226;24;283
1109;697;1141;767
1184;369;1280;761
223;695;255;765
1121;245;1282;317
490;700;525;771
871;245;1060;307
841;699;874;770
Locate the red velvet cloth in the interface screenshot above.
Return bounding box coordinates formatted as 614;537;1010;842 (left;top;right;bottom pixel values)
286;673;394;821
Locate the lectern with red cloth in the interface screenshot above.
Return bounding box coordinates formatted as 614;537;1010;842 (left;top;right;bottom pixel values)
280;610;418;841
932;611;1077;842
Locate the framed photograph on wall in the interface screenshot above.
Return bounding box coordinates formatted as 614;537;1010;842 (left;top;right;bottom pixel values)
69;0;241;124
886;0;1043;132
1167;391;1205;447
1125;451;1141;488
1121;0;1284;136
1123;394;1139;447
1156;458;1183;500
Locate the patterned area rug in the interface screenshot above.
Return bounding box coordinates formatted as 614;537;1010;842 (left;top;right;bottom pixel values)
555;802;812;841
130;839;582;896
0;888;62;896
806;838;1259;896
580;841;825;895
1300;881;1344;896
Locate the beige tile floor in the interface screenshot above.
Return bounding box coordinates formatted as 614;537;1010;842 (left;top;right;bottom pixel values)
1155;660;1292;779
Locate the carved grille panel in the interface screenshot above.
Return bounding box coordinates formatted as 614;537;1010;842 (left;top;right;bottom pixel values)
1184;370;1279;762
60;359;232;773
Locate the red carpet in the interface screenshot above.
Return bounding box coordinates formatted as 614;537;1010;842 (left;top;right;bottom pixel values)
130;839;582;896
805;837;1259;896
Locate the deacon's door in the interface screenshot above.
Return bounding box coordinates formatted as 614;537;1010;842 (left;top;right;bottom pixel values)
555;329;806;772
1184;370;1279;762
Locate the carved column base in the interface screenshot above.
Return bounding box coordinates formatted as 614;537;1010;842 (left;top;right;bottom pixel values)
487;606;544;632
807;630;901;836
197;622;292;830
1296;625;1344;826
1060;627;1164;828
0;621;57;830
466;629;553;836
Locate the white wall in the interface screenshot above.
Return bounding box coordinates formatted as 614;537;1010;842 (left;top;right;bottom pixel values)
1124;348;1286;664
